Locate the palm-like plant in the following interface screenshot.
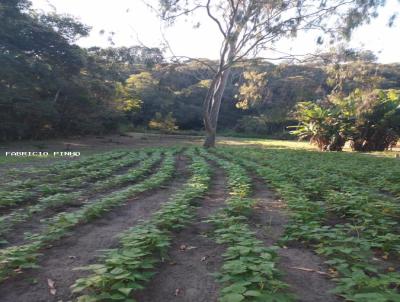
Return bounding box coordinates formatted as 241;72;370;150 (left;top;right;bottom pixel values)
290;102;347;151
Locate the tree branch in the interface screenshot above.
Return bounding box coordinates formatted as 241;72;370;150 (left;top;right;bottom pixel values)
206;0;227;38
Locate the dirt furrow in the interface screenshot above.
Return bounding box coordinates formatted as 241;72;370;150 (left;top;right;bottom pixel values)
0;154;189;302
249;176;342;302
133;167;229;302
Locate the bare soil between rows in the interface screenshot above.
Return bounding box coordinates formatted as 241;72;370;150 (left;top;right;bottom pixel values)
0;155;189;302
134;165;229;302
249;176;342;302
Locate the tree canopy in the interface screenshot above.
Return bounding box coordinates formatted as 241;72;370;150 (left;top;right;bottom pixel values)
154;0;392;147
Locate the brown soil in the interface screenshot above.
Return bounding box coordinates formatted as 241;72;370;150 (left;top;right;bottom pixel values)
249;177;342;302
0;155;189;302
133;167;229;302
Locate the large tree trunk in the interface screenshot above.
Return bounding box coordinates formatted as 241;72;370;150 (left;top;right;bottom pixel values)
203;130;216;148
203;67;232;148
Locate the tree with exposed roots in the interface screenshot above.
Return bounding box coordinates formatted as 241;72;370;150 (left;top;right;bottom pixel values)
155;0;389;147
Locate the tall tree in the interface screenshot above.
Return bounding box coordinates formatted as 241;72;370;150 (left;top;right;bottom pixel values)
0;0;126;140
156;0;390;147
0;0;90;139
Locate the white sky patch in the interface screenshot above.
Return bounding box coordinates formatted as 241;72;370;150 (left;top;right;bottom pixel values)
31;0;400;63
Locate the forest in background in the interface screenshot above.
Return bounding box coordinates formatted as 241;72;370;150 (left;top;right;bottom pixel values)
2;0;400;142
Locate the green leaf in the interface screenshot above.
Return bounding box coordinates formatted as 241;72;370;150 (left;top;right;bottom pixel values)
220;293;245;302
244;290;262;297
117;288;133;296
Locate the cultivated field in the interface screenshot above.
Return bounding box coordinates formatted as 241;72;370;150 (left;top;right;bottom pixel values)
0;136;399;302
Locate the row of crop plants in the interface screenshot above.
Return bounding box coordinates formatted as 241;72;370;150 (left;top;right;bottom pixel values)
200;149;293;302
0;149;162;245
71;147;212;301
70;148;295;302
226;148;400;257
243;149;400;256
318;152;400;197
221;146;400;301
0;150;150;208
4;151;129;188
257;149;400;197
0;148;178;282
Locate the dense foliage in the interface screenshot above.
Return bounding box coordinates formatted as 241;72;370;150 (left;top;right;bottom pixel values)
0;0;113;140
291;89;400;151
0;1;160;141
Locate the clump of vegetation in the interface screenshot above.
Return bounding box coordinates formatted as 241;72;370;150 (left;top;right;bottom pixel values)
290;101;347;151
202;150;292;302
344;89;400;151
148;112;178;133
291;89;400;151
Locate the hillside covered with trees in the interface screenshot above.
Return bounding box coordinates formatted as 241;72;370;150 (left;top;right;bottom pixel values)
1;0;400;145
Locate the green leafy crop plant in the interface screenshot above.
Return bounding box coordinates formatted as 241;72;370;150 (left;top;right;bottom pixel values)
200;149;293;302
3;151;129;191
225;148;400;255
71;147;211;302
0;150;162;243
0;148;178;282
0;150;149;208
221;146;400;302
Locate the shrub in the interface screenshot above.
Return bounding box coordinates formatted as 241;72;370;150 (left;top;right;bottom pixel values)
344;89;400;151
148;112;178;133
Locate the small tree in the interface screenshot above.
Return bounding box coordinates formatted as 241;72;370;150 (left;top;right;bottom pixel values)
155;0;389;147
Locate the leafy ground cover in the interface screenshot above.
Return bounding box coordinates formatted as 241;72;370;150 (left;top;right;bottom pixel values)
0;148;177;281
0;150;162;245
0;138;398;302
71;148;211;301
221;146;400;302
201;149;292;302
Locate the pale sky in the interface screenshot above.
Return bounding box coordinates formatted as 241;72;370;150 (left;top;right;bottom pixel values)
31;0;400;63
